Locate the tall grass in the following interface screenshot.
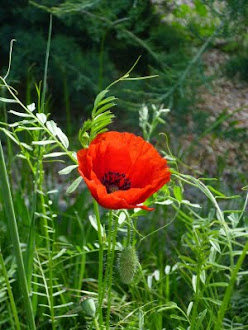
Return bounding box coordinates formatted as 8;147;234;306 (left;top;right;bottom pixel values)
0;37;248;330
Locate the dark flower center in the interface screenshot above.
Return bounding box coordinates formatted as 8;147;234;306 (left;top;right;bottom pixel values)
101;171;131;194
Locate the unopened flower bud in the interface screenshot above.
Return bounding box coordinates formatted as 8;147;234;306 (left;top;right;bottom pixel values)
118;246;139;284
80;297;96;317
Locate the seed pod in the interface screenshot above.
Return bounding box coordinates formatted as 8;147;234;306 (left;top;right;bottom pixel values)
80;297;96;317
118;246;139;284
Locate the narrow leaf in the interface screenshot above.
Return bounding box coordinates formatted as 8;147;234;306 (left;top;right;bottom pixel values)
187;302;193;316
46;120;57;136
20;142;33;151
32;140;56;145
173;186;182;202
0;97;18;103
192;274;197;293
97;96;117;107
89;215;104;237
36;113;47;124
43;152;67;158
59;165;78;175
56;127;69;148
95;102;116;116
66;176;82;194
1;128;19;144
9;110;32;118
27;103;35;112
209;240;221;253
93;89;109;108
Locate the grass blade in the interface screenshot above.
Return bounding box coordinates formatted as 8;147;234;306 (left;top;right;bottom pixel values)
0;140;36;330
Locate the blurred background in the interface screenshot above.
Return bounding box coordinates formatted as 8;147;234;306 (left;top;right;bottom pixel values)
1;0;248;190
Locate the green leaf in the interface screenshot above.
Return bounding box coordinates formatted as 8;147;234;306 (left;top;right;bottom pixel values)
59;165;78;175
1;128;19;145
209;240;221;253
187;302;193;316
88;215;104;237
0;97;18;103
93;89;109;109
157;302;177;312
95;102;116;116
97;96;117;107
46;120;58;136
9;110;32;117
27;103;35;112
170;314;188;322
32;140;57;146
36;113;47;124
56;127;69;148
155;200;173;205
20;142;33;151
16;126;43;131
207;186;226;197
66;176;82;194
173;186;182;202
43;152;67;158
195;309;207;328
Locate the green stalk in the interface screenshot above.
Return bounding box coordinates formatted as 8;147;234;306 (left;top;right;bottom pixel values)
126;214;131;246
93;200;104;325
190;267;201;330
93;317;100;330
75;212;86;291
214;240;248;330
101;210;113;314
41;14;52;113
63;73;72;136
0;141;36;330
0;249;21;330
106;214;118;329
38;169;56;329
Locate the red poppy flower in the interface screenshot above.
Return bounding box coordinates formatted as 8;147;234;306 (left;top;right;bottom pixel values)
77;131;170;211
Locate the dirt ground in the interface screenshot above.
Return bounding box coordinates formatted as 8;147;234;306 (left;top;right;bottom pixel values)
179;49;248;188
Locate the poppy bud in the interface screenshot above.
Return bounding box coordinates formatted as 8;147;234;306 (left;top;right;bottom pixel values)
80;297;96;317
118;246;139;284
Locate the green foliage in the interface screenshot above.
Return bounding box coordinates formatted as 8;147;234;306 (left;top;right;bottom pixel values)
1;70;248;328
0;0;212;136
1;2;248;329
78;89;116;147
225;52;248;82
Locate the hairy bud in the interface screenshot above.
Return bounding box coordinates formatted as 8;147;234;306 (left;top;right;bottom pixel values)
118;246;139;284
80;297;96;317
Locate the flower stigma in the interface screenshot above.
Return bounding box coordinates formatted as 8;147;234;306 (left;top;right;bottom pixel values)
101;171;131;194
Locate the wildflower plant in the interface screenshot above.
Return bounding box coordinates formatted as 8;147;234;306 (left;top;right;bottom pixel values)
0;38;248;330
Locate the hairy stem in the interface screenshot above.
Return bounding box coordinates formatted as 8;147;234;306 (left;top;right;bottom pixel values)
106;214;118;329
93;200;104;325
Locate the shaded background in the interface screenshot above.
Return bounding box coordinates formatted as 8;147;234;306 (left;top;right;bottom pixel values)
1;0;248;189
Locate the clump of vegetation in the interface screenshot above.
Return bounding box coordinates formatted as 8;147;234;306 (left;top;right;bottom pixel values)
0;1;248;329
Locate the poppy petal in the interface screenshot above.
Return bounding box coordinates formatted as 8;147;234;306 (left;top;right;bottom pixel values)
77;131;170;210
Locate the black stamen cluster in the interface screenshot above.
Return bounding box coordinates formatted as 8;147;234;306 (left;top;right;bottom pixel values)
101;171;131;194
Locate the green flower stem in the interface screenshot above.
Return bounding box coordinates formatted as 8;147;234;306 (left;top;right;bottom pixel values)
93;317;100;330
106;214;118;329
0;249;21;330
93;200;104;325
0;140;36;330
39;185;56;329
190;266;201;330
101;210;113;312
214;240;248;330
126;214;131;246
